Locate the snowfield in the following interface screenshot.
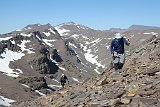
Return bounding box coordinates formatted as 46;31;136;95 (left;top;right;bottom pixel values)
72;77;82;83
0;95;15;106
55;26;70;36
0;49;24;77
0;37;12;41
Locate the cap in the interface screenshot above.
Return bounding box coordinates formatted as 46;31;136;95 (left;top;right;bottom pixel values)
115;33;122;39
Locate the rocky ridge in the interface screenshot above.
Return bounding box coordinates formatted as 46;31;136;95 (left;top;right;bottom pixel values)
11;33;160;107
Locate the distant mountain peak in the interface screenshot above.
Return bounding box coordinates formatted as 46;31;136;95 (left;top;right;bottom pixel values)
128;24;160;30
55;21;91;30
109;28;127;33
24;23;52;29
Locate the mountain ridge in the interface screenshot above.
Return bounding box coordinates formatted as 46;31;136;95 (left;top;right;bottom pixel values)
0;22;160;106
12;35;160;107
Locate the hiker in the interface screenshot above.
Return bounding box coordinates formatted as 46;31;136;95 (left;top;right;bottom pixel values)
60;74;68;88
110;33;130;71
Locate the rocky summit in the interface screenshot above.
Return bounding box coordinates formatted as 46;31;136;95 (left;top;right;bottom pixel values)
0;22;160;107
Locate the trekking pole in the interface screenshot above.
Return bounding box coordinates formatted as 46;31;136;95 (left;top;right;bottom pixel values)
128;39;131;56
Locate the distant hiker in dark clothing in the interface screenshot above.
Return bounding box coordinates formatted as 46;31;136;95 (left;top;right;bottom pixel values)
110;33;130;71
60;74;68;88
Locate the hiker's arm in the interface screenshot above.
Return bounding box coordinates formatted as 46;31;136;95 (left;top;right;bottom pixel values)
123;38;130;46
110;41;114;54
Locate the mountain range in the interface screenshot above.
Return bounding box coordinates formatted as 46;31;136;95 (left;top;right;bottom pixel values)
0;22;160;107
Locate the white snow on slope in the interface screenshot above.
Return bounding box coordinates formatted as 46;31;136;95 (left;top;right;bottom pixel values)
143;32;158;35
59;67;67;71
16;69;23;73
35;90;45;96
0;96;15;106
83;50;103;74
0;37;12;41
21;84;45;96
55;26;70;36
10;40;15;44
52;78;59;83
82;35;89;40
90;38;101;44
48;85;62;88
20;33;31;37
69;42;77;48
0;49;24;77
43;32;50;36
49;28;56;34
82;38;105;74
18;40;35;54
72;34;79;39
72;77;82;83
21;84;30;88
42;39;55;47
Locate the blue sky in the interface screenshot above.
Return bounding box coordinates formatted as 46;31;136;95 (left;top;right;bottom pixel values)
0;0;160;34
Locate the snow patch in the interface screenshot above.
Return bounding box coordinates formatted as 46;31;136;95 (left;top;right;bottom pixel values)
10;40;15;44
48;85;62;88
143;32;158;35
69;42;77;48
20;33;31;37
94;69;101;74
0;96;15;106
0;37;12;41
85;41;90;45
81;69;88;72
43;32;50;36
55;26;70;36
49;28;56;34
72;34;79;39
83;41;105;73
82;35;89;40
35;90;45;96
106;45;110;49
59;67;66;71
52;78;59;83
90;38;101;44
21;84;30;88
50;54;58;64
36;35;41;40
42;39;54;47
0;49;24;77
18;40;35;54
27;27;31;29
72;77;82;83
15;69;23;73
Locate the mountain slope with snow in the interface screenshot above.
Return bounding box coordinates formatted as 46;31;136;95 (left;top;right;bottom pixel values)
0;23;160;106
12;29;160;107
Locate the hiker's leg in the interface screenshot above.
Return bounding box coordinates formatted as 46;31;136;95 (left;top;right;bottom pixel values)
114;63;119;71
113;52;119;71
119;54;125;69
61;82;64;88
118;63;124;69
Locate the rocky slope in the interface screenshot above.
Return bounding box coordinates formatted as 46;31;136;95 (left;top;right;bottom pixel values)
11;29;160;107
0;22;160;106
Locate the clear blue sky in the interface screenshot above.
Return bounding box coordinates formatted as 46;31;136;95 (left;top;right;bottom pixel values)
0;0;160;34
